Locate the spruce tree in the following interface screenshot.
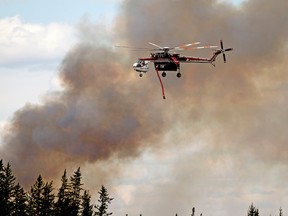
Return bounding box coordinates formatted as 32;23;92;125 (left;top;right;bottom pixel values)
12;183;28;216
27;175;44;215
55;170;71;216
247;203;259;216
0;159;5;213
279;207;283;216
94;185;113;216
70;167;83;216
0;161;16;216
81;190;93;216
41;181;55;216
27;175;56;216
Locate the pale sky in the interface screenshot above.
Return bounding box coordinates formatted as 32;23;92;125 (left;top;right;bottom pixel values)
0;0;121;133
0;0;120;24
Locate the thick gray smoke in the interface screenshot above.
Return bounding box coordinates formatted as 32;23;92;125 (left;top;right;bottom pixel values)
116;0;288;161
1;36;171;186
1;0;288;215
114;0;288;215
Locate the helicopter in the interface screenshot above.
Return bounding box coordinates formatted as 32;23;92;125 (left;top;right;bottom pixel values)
116;40;233;99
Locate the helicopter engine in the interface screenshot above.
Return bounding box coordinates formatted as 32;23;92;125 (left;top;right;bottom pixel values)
154;62;178;71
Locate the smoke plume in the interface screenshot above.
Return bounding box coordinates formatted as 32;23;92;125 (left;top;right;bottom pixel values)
1;0;288;215
1;32;170;186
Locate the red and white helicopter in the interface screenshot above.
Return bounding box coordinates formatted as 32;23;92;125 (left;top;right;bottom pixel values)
116;40;233;99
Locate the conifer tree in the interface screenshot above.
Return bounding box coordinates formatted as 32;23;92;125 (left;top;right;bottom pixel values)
70;167;83;216
0;161;16;216
12;183;28;216
247;203;259;216
27;175;44;215
95;185;113;216
55;170;71;216
279;207;283;216
41;181;55;216
0;159;5;213
0;161;118;216
27;175;56;216
81;190;93;216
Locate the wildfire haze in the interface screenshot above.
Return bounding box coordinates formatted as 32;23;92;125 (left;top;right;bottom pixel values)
1;0;288;215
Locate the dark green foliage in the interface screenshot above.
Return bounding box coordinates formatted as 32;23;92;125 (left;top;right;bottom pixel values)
0;159;116;216
27;175;55;216
0;159;5;213
0;161;16;216
70;167;83;216
27;175;44;215
41;181;55;216
12;183;28;216
95;185;114;216
55;169;71;216
81;190;93;216
248;203;259;216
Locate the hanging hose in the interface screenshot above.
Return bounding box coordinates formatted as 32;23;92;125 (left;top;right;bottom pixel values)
155;66;166;99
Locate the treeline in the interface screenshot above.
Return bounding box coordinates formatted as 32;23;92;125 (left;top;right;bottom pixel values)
247;203;283;216
1;159;285;216
0;159;113;216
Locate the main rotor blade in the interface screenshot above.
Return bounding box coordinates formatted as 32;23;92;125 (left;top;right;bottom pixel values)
174;42;201;50
182;45;218;50
148;42;163;49
115;45;159;51
115;45;149;50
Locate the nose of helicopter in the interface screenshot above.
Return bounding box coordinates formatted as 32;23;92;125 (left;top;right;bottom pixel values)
133;62;141;70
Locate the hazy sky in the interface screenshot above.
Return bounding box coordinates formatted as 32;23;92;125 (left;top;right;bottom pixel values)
2;1;288;216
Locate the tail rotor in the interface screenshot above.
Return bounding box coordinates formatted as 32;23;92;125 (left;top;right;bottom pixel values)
220;40;233;63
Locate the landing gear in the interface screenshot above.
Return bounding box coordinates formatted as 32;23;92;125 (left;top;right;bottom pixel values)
176;66;181;78
162;72;166;77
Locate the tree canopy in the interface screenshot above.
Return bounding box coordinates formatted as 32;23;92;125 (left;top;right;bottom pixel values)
95;185;114;216
0;159;113;216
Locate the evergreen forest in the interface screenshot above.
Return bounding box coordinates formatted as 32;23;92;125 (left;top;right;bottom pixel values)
0;159;284;216
0;159;113;216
